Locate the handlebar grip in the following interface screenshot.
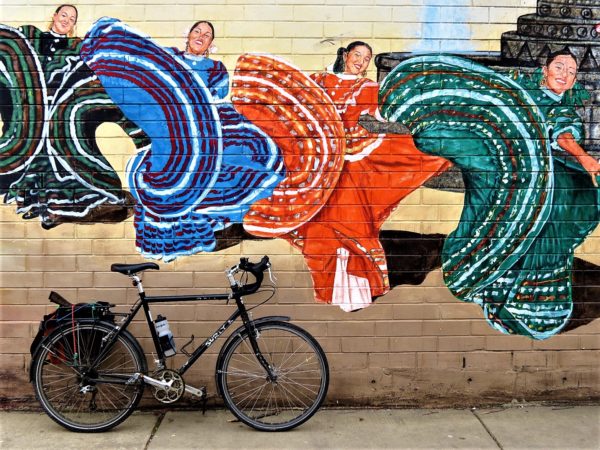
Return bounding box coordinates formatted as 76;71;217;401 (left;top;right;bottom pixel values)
234;256;270;295
239;255;270;274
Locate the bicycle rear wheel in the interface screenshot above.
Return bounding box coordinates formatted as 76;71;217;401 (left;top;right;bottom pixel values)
216;321;329;431
32;321;146;432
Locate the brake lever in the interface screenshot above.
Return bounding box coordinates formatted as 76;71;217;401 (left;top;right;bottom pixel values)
267;266;277;284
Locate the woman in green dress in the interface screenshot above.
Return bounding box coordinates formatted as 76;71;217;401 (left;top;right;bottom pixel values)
0;5;145;228
379;49;600;339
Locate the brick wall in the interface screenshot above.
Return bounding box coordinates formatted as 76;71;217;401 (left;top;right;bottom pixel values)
1;0;599;408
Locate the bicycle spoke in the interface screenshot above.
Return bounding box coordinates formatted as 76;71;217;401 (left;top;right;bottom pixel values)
34;323;145;432
218;322;328;430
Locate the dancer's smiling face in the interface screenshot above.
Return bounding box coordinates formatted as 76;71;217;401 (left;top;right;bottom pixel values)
51;5;77;35
543;54;577;95
344;45;372;75
187;22;213;56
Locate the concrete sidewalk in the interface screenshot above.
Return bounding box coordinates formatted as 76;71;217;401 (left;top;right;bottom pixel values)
0;405;598;449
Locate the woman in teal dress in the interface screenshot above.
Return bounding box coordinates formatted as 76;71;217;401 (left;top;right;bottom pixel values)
379;50;600;339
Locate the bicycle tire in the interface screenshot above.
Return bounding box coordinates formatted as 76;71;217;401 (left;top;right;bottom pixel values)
216;320;329;431
31;320;146;432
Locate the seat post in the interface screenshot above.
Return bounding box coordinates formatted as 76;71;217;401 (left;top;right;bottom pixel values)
130;275;145;295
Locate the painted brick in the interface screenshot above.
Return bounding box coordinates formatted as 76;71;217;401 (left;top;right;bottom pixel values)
0;272;44;288
389;336;437;352
438;303;481;320
1;6;46;21
422;320;472;336
341;337;390;352
485;336;533;351
369;352;417;369
91;239;136;256
0;256;26;272
391;7;425;22
144;5;195;21
1;0;598;408
224;21;274;37
0;354;25;372
438;336;486;352
200;2;245;21
0;239;44;255
43;272;94;288
488;7;533;24
0;223;25;239
0;337;31;353
274;21;323;38
343;7;393;22
245;5;294;21
45;239;92;255
0;289;30;305
27;256;77;272
76;224;126;239
328;352;368;369
556;351;600;368
580;335;600;350
532;335;582;350
27;224;76;239
417;352;463;369
464;352;513;370
0;305;47;321
512;351;548;369
375;320;423;337
293;6;342;22
0;322;31;338
328;321;375;336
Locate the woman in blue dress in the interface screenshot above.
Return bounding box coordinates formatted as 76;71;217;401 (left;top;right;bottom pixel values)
81;19;285;261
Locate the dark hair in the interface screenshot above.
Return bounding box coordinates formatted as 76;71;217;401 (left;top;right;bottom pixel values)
545;48;577;67
332;41;373;74
54;4;78;23
188;20;215;40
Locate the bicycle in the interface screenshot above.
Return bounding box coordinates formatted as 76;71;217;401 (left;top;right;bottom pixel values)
30;256;329;433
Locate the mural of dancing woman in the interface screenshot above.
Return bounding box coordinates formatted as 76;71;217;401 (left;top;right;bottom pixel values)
379;50;600;339
80;18;285;261
0;5;145;228
232;43;451;311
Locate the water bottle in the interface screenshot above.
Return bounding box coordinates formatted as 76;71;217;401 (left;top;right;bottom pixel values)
154;315;176;357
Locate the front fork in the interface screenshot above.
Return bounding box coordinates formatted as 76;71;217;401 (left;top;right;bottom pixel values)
244;319;278;382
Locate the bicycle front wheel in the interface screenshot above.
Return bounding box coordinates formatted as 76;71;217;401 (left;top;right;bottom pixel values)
31;321;146;432
216;321;329;431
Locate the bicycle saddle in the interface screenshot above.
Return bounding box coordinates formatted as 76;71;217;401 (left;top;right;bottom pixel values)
111;262;160;275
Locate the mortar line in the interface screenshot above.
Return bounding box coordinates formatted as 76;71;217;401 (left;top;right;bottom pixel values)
144;411;166;450
471;409;503;450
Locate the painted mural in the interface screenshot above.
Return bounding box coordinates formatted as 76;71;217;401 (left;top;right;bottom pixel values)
0;21;147;228
1;2;599;340
231;52;451;309
379;54;599;338
80;18;285;261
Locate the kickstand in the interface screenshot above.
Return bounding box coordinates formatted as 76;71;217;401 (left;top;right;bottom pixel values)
201;387;207;415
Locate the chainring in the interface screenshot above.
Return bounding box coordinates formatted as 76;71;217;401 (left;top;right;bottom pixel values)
151;369;185;404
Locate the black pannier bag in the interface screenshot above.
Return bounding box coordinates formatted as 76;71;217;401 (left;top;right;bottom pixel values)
30;291;115;357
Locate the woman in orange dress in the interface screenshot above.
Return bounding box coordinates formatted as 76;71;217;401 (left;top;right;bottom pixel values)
232;43;450;311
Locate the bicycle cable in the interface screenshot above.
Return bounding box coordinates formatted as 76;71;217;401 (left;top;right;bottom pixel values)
234;269;276;312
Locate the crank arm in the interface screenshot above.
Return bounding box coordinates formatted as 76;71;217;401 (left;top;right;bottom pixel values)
185;384;206;398
127;373;172;390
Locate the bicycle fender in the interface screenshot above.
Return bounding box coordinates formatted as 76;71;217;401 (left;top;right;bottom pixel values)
221;315;290;350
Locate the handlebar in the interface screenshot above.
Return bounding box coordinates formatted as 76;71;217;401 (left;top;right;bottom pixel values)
226;255;271;296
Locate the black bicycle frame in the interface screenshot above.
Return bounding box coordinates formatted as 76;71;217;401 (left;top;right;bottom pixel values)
89;288;273;380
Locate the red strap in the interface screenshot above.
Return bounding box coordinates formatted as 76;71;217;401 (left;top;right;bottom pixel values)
71;304;77;362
